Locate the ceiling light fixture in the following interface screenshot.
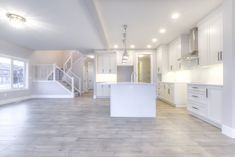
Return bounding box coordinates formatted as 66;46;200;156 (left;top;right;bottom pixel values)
159;28;166;34
121;25;129;62
152;38;158;43
6;13;26;29
147;45;152;49
171;12;180;19
130;44;135;49
113;45;119;49
87;55;95;59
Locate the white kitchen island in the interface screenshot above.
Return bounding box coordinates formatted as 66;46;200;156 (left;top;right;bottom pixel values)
110;82;157;117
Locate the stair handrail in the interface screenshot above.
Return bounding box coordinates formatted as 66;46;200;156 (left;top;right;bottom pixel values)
54;64;74;93
63;55;72;72
67;70;82;93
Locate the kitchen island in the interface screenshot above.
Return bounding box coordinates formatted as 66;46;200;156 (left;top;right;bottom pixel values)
110;82;157;117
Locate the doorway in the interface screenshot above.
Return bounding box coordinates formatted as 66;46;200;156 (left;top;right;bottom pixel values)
87;61;94;90
136;54;152;83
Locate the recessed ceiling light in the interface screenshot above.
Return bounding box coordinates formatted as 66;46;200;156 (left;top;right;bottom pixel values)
113;45;119;49
147;45;152;49
152;38;158;43
171;12;180;19
6;13;26;29
87;55;94;59
159;28;166;34
130;45;135;49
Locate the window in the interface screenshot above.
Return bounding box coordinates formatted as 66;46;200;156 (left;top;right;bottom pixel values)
0;57;11;90
13;60;25;88
0;55;28;91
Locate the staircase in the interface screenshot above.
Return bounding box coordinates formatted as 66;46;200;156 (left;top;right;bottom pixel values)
32;51;84;98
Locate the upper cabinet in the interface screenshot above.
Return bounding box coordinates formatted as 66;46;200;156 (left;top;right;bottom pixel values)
168;35;189;71
96;53;117;74
156;45;168;74
198;9;223;66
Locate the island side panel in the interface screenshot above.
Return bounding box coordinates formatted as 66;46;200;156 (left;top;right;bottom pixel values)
110;84;157;117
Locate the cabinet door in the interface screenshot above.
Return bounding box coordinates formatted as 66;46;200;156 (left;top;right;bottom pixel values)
175;39;182;71
209;14;223;64
198;23;209;66
168;43;175;71
157;49;162;73
97;55;104;73
96;84;103;97
208;87;222;124
109;54;117;73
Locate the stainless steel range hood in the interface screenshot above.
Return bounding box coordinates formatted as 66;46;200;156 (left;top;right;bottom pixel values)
178;27;199;61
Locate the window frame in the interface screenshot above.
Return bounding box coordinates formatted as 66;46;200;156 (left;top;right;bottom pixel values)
0;54;29;92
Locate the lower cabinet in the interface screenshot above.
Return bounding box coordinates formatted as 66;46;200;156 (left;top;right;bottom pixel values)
158;82;187;107
187;84;223;128
96;83;111;98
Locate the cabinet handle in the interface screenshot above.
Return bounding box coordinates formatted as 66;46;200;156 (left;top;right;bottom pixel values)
168;89;170;94
192;107;199;110
192;95;198;98
220;51;223;61
179;63;181;69
206;88;208;98
192;87;198;89
158;68;160;72
102;69;104;73
218;52;220;61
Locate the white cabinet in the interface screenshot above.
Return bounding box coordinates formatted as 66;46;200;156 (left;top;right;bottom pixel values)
168;35;189;71
96;83;111;98
187;84;223;127
208;87;222;124
198;9;223;66
156;45;168;74
116;51;133;66
158;82;187;107
96;53;117;74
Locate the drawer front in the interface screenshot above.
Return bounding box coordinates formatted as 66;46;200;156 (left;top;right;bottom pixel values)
188;92;207;104
188;102;208;117
188;85;207;95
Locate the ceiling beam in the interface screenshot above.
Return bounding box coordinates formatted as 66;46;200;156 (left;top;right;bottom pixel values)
81;0;110;48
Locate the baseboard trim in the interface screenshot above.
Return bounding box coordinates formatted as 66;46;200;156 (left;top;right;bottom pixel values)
222;125;235;138
0;96;32;106
31;95;74;99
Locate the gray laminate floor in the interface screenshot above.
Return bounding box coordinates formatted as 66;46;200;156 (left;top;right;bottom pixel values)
0;93;235;157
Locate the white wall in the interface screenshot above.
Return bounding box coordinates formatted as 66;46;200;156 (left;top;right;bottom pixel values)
0;40;33;104
222;0;235;138
30;50;65;67
32;81;72;97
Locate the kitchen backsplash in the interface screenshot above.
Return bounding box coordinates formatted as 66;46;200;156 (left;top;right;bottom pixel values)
162;64;223;85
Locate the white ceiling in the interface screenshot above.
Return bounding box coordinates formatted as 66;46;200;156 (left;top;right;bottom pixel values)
0;0;106;51
95;0;223;49
0;0;223;52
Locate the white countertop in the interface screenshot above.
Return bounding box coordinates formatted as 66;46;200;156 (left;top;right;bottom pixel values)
188;83;223;87
98;82;156;86
158;81;223;87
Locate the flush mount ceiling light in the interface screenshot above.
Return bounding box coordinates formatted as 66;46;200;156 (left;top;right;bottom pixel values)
147;45;152;49
113;45;119;49
6;13;26;29
152;38;158;43
171;12;180;19
159;28;166;34
87;55;95;59
130;44;135;49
